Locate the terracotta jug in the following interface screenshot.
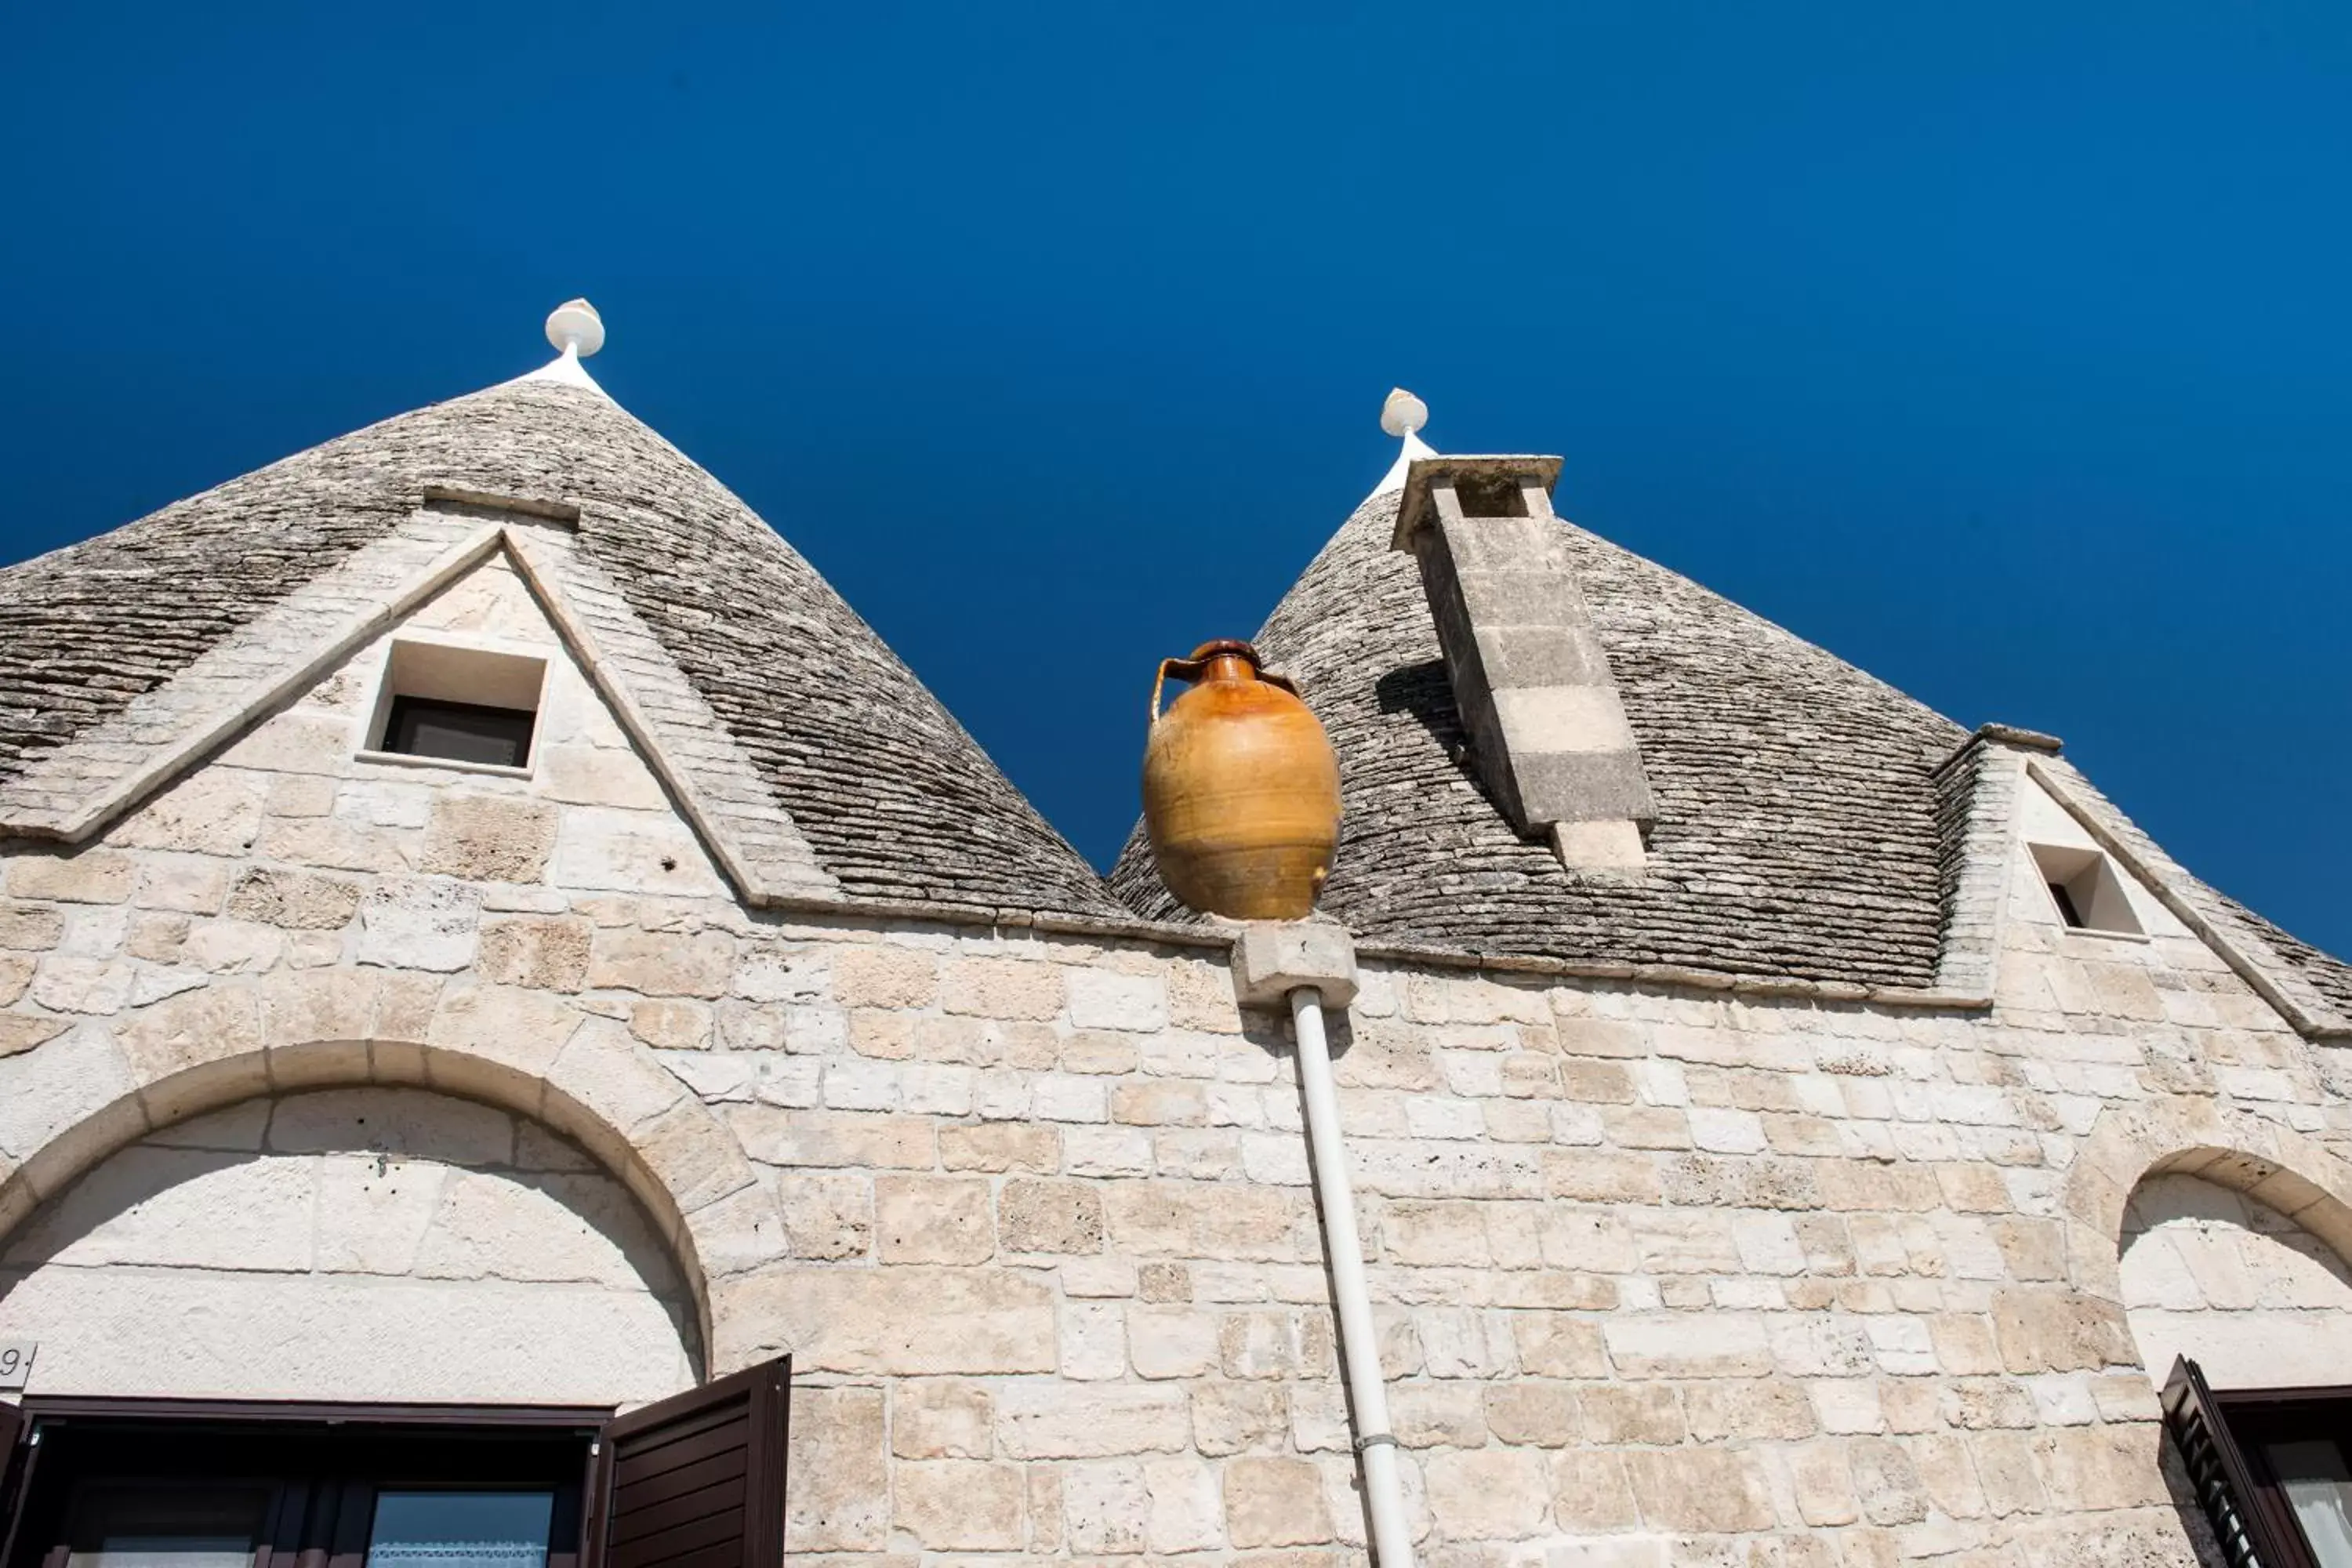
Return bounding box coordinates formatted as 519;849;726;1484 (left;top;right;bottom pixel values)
1143;640;1342;920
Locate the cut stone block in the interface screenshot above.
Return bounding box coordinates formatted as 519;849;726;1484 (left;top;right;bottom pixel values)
1229;920;1358;1009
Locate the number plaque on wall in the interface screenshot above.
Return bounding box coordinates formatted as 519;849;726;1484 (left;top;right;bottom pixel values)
0;1342;35;1391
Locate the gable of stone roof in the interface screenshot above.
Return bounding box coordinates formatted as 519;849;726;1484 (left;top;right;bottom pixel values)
0;378;1125;924
2021;750;2352;1038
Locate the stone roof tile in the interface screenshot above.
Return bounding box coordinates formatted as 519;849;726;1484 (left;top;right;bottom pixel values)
2231;900;2352;1020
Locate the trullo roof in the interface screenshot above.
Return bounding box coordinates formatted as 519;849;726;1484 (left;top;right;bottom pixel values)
0;368;1125;922
1108;478;2352;1013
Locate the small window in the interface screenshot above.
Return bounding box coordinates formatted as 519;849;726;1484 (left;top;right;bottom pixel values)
365;641;547;773
383;696;537;769
2031;843;2143;937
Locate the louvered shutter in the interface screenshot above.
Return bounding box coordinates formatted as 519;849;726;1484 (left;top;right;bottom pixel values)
587;1358;791;1568
2161;1355;2311;1568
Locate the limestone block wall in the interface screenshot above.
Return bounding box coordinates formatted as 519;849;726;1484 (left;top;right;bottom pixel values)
1;554;2351;1565
0;1086;695;1403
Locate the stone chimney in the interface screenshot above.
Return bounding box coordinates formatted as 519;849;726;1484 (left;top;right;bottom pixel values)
1391;456;1656;875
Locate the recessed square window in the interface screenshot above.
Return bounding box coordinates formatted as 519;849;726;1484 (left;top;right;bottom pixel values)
382;695;537;768
2031;842;2143;936
365;641;547;772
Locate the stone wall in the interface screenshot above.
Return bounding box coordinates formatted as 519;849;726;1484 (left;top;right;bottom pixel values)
2;555;2350;1565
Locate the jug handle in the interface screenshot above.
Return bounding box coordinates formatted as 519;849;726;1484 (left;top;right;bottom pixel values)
1152;656;1302;725
1150;655;1206;728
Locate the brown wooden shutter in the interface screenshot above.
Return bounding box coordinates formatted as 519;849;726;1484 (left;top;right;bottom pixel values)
2160;1355;2310;1568
586;1358;791;1568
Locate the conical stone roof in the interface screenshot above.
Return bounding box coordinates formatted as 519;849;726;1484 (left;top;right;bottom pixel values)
1112;482;2352;1007
0;373;1125;922
1112;485;1980;989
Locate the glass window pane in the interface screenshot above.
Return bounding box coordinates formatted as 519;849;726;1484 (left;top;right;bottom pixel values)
368;1491;554;1568
386;701;535;768
66;1486;271;1568
2267;1439;2352;1568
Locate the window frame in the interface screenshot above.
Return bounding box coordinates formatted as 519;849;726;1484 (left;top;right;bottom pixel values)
0;1399;608;1568
0;1359;792;1568
2028;840;2147;938
2163;1355;2352;1568
379;694;541;771
2216;1384;2352;1568
357;636;551;779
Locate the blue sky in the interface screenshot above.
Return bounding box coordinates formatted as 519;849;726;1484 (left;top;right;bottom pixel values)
5;2;2347;953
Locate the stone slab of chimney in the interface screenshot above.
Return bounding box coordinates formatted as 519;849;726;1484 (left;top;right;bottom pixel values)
1392;455;1657;876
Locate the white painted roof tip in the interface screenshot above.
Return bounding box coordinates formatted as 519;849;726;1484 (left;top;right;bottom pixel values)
1374;385;1439;495
509;299;613;399
1371;429;1436;496
518;343;607;393
1370;387;1438;497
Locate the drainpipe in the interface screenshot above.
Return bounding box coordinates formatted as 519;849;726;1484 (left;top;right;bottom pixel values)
1234;924;1414;1568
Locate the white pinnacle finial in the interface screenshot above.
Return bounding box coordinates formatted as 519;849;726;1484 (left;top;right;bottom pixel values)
1380;387;1428;439
545;299;605;358
1370;387;1436;496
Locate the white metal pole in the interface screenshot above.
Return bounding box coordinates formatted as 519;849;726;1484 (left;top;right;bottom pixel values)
1289;984;1414;1568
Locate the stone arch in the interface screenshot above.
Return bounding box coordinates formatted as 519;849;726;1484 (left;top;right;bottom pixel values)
0;970;788;1375
2119;1166;2352;1391
2063;1094;2352;1311
0;1082;700;1401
